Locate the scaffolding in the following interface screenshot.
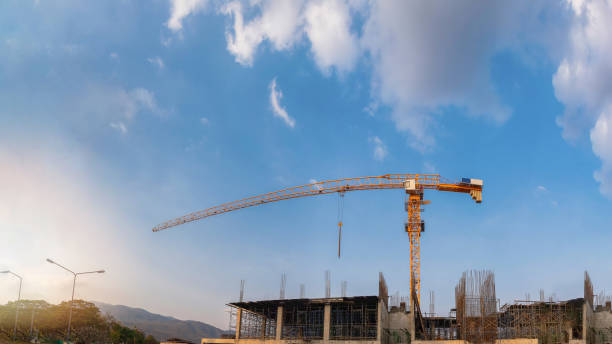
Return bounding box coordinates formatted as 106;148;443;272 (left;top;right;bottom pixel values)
281;302;324;339
227;307;237;335
495;271;591;344
330;297;378;340
498;299;583;344
237;304;277;339
230;295;380;342
422;316;459;340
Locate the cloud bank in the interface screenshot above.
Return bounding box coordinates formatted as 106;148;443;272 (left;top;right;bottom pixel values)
165;0;612;197
361;2;519;150
166;0;544;150
553;0;612;197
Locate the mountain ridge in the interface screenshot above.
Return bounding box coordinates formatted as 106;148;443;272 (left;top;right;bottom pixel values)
94;301;226;344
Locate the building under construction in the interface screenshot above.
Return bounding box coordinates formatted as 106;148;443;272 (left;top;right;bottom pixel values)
202;271;612;344
148;174;612;344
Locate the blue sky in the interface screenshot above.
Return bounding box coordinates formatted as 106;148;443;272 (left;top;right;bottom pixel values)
2;0;612;329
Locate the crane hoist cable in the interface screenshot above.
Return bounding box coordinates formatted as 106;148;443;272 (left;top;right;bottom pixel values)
152;173;483;304
337;191;345;259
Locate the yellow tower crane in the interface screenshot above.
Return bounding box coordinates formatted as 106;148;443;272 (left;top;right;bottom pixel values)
152;173;483;304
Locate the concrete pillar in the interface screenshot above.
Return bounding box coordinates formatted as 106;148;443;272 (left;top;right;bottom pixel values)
583;302;592;340
276;306;283;341
324;303;331;342
235;309;242;341
377;300;382;342
408;309;416;341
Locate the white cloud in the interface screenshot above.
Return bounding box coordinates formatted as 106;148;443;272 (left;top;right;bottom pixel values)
167;0;208;32
221;0;357;73
110;121;128;134
423;161;437;174
534;185;549;198
200;117;209;125
361;2;523;150
369;136;387;161
74;86;163;134
553;0;612;197
216;1;532;149
177;1;556;151
309;178;323;190
222;1;264;66
221;0;304;66
534;184;558;206
304;0;359;74
591;106;612;196
147;56;165;69
161;35;173;47
258;0;304;51
120;88;160;120
269;78;295;128
568;0;587;15
363;101;378;117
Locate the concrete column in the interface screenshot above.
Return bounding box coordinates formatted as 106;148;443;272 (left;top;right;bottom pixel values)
377;300;382;342
410;301;416;341
410;311;416;342
276;305;283;341
583;302;591;340
324;303;331;342
235;309;242;341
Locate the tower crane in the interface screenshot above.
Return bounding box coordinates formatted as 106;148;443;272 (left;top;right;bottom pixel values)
152;173;483;304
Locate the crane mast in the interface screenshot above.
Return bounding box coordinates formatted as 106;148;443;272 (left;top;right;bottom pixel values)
152;173;482;305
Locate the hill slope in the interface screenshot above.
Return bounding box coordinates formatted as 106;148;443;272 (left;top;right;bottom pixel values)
94;302;225;344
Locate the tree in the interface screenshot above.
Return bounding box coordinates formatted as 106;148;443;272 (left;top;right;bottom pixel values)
0;299;152;344
144;334;159;344
109;321;149;344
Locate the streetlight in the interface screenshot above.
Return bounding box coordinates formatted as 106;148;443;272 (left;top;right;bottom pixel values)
46;258;105;342
1;270;22;341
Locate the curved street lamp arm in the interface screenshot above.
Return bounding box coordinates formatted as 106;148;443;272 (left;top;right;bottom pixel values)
76;270;105;275
46;259;76;275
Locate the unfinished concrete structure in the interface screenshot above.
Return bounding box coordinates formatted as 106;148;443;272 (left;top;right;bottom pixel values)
202;271;612;344
203;273;396;344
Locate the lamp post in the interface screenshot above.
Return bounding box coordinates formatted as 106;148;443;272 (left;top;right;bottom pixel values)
1;270;22;341
46;259;105;342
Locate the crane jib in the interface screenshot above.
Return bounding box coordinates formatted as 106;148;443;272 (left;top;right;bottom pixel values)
151;174;480;232
151;173;483;305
